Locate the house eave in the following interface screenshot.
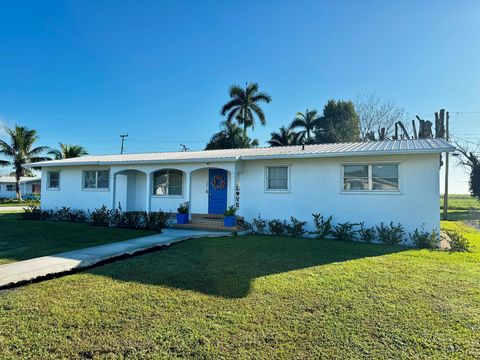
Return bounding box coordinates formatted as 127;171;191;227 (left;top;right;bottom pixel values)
28;147;454;168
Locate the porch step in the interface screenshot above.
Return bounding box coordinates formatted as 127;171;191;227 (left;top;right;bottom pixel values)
171;214;245;232
172;223;243;232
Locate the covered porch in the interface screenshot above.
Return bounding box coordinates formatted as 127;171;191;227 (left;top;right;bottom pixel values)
110;163;241;220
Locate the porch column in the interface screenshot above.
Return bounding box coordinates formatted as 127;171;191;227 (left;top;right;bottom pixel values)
110;173;116;210
185;171;191;219
145;172;151;212
229;170;237;208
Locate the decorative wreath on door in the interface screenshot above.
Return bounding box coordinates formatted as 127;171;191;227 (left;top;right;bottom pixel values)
211;175;226;190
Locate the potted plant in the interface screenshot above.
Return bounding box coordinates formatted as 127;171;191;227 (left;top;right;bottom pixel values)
224;205;237;227
176;202;189;224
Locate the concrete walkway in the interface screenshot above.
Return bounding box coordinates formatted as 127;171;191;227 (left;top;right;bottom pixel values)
0;228;230;288
0;206;25;212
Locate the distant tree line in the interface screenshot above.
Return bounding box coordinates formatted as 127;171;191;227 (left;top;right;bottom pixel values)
206;83;436;150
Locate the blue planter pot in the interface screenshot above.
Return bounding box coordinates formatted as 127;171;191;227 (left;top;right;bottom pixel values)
224;215;236;227
176;213;189;224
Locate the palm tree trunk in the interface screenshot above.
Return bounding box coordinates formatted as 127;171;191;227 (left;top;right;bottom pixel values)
242;107;248;141
15;171;21;200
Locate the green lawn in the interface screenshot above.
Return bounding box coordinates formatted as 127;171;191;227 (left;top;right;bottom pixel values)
0;214;479;358
441;194;480;210
0;199;39;207
0;212;154;265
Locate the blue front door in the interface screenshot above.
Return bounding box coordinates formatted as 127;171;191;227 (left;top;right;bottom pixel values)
208;169;228;214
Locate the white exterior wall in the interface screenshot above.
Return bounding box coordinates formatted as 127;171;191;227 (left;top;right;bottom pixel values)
39;153;441;235
41;167;111;210
239;153;440;234
41;162;236;214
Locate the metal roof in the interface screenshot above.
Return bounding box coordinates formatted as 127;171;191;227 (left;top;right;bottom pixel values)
31;138;455;167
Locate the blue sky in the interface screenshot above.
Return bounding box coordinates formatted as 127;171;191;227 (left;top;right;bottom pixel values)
0;0;479;192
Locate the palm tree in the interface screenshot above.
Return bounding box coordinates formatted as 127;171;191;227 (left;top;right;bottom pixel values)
0;125;50;199
48;143;88;160
220;82;272;137
205;121;258;150
289;109;321;144
268;126;298;147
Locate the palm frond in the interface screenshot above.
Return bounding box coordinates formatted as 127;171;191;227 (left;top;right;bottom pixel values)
251;92;272;103
221;98;242;115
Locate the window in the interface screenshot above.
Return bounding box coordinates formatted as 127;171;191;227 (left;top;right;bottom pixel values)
153;169;183;196
372;164;399;191
6;184;14;191
48;171;60;189
343;164;399;192
83;170;109;189
266;166;289;191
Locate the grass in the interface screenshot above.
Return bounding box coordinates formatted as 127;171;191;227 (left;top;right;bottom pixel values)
0;199;39;207
440;194;480;210
0;212;154;265
0;213;479;358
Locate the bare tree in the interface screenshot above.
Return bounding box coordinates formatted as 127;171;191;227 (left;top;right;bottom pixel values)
455;141;480;201
354;92;408;140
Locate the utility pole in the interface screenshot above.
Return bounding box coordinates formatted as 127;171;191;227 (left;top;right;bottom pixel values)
443;111;449;220
120;134;128;154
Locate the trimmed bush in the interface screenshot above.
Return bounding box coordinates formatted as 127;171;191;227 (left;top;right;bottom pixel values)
333;222;358;242
312;213;333;239
444;229;472;252
376;222;405;245
22;204;44;220
285;217;307;237
251;214;267;235
88;205;111;226
145;211;171;231
268;219;287;236
359;222;376;243
410;226;439;249
123;211;144;229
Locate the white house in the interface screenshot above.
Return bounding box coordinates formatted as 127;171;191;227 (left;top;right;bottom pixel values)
32;139;454;234
0;176;41;199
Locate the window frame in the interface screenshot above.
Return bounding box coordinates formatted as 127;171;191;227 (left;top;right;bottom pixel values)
264;165;291;193
47;170;60;190
81;170;110;191
152;169;184;197
341;162;401;194
6;184;15;192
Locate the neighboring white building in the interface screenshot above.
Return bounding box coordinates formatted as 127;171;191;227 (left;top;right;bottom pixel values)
0;176;41;199
32;139;454;235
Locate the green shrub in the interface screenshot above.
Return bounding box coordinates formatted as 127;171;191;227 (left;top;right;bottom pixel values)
123;211;144;229
444;229;472;252
88;205;111;227
312;213;333;239
177;202;189;214
54;207;87;222
251;214;267;235
268;219;287;236
145;211;171;231
224;205;237;216
109;208;125;227
22;204;44;220
333;222;358;242
410;226;439;249
376;222;405;245
285;217;307;237
359;222;376;243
